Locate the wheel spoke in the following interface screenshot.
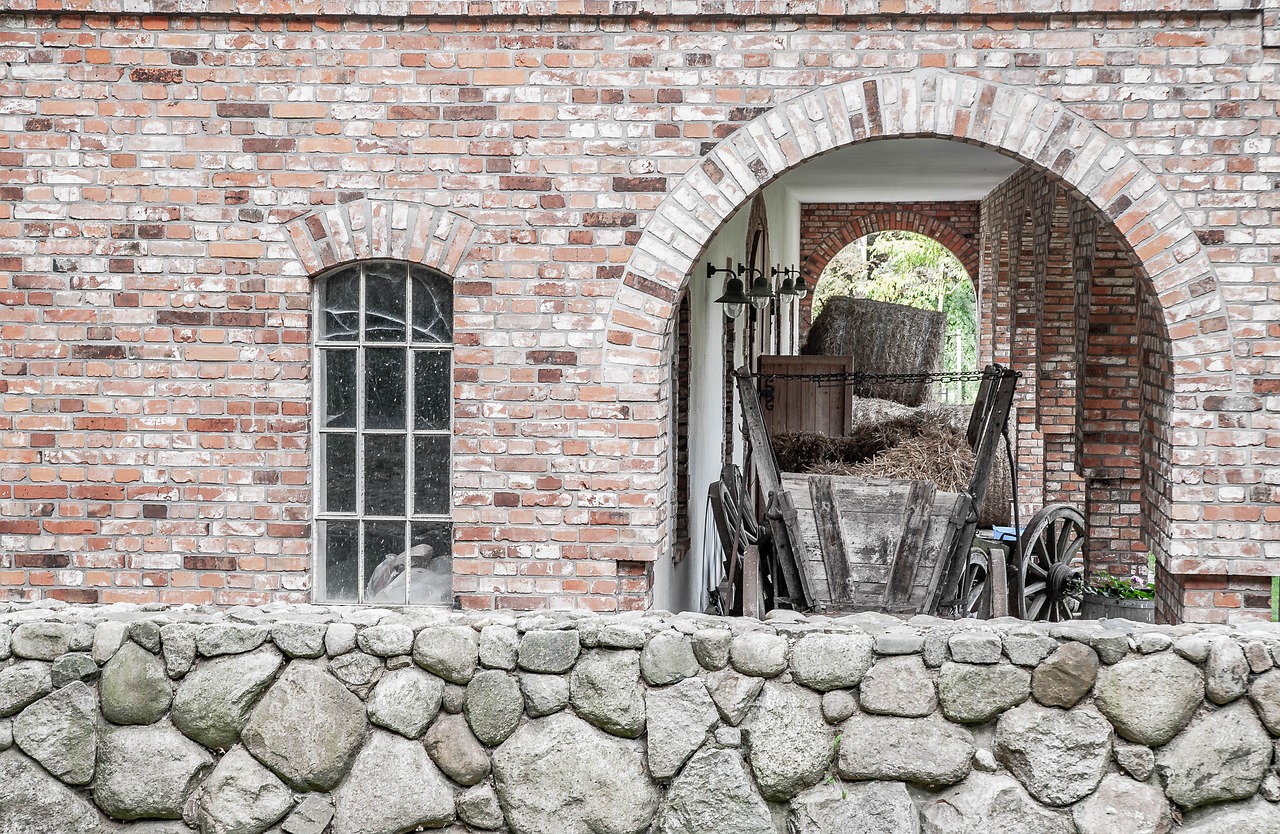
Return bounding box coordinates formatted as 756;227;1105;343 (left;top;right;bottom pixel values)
1024;581;1046;596
1028;594;1046;620
1055;520;1077;559
1026;561;1048;579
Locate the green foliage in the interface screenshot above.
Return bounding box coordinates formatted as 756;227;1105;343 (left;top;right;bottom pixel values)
812;232;978;400
1086;571;1155;600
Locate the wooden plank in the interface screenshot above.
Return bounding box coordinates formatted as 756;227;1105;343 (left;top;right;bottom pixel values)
918;493;971;612
768;489;815;610
782;476;830;608
757;355;853;438
736;369;781;497
809;475;851;606
966;367;996;449
742;545;762;619
885;480;938;611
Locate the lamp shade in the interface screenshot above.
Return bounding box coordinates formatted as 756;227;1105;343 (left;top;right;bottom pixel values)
715;276;749;319
746;271;773;309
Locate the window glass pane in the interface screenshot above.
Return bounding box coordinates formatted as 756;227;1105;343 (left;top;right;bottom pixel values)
365;348;406;429
414;434;451;515
321;520;359;602
409;522;453;605
321;266;360;341
364;521;406;605
411;265;453;344
365;434;406;517
414;351;451;431
322;349;356;428
322;434;356;513
365;261;406;343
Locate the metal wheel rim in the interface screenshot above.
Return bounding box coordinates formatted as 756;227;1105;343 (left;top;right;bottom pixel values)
1017;504;1086;622
960;547;992;619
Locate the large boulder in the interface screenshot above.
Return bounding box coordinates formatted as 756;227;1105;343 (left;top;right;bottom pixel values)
195;746;296;834
331;730;456;834
100;642;173;726
652;746;774;834
424;713;490;786
1072;773;1172;834
938;662;1030;723
790;780;920;834
1156;701;1272;809
789;632;875;691
518;630;581;675
742;681;833;800
413;626;480;685
1247;669;1280;734
644;676;718;780
729;632;788;678
0;661;52;717
1031;643;1098;709
993;702;1111;807
639;632;699;686
171;647;283;749
1094;653;1203;746
569;650;646;738
12;681;96;785
491;712;659;834
240;662;367;791
837;713;974;787
705;668;764;726
1178;797;1280;834
859;655;937;717
366;666;444;738
0;748;109;834
464;670;524;746
94;721;215;820
921;771;1076;834
1205;639;1250;705
10;623;74;661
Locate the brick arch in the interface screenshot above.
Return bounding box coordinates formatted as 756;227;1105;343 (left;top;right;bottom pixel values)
282;198;477;278
802;211;980;286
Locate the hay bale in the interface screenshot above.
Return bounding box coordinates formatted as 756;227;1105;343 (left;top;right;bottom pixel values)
848;423;975;494
800;297;946;406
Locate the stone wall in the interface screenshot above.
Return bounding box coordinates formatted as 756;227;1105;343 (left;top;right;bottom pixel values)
4;605;1280;833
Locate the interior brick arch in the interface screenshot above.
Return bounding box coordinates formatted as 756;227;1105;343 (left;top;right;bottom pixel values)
282;198;478;279
802;211;981;286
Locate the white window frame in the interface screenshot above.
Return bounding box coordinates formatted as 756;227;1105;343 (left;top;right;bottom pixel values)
312;260;453;605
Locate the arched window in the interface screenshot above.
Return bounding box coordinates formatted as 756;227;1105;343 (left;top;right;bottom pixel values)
314;260;453;605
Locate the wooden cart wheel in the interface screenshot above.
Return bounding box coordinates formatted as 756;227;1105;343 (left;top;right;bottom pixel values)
1015;504;1086;622
959;546;992;619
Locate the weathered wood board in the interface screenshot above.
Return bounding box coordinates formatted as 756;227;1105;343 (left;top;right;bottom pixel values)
757;355;854;438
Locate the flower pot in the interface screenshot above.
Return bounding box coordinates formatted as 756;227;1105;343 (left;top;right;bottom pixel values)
1080;592;1155;624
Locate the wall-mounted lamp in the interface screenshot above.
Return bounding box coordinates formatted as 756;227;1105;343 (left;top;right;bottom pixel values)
739;263;773;310
709;263;748;319
794;268;809;300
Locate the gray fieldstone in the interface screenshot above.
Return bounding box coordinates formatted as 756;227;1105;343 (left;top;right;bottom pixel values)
729;632;789;678
973;748;998;772
92;621;128;664
743;681;833;800
860;654;937;717
0;748;108;834
129;621;162;653
790;780;921;834
442;682;467;713
1072;773;1172;834
269;621;327;659
195;746;295;834
50;652;98;688
332;729;456;834
1173;634;1211;663
1243;640;1273;673
837;713;974;787
0;624;9;660
0;717;11;750
1031;642;1099;709
324;623;357;657
94;721;215;820
1003;631;1060;667
640;631;700;685
159;623;197;678
705;667;765;726
492;711;660;834
1178;797;1280;834
456;783;505;830
923;628;951;668
0;661;52;718
171;647;284;750
599;623;647;649
518;629;581;674
715;725;741;747
948;629;1003;664
240;662;367;792
520;672;570;717
11;622;73;661
1113;737;1156;781
1261;770;1280;801
1088;631;1131;665
1207;638;1250;705
465;669;524;745
197;624;269;657
478;624;518;670
1094;651;1203;745
874;627;924;655
356;623;414;658
281;794;335;834
569;649;646;738
652;746;773;834
994;702;1112;807
790;632;875;691
1248;668;1280;734
1156;700;1273;809
821;689;859;723
938;661;1030;723
366;665;444;738
1136;632;1173;654
100;641;173;726
691;628;732;670
328;651;382;692
921;771;1076;834
424;712;491;786
12;680;96;785
414;626;480;684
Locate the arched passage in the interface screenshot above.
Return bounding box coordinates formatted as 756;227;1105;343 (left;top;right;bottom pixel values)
602;69;1238;620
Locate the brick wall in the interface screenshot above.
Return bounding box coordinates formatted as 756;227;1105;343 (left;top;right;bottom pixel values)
0;3;1277;620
